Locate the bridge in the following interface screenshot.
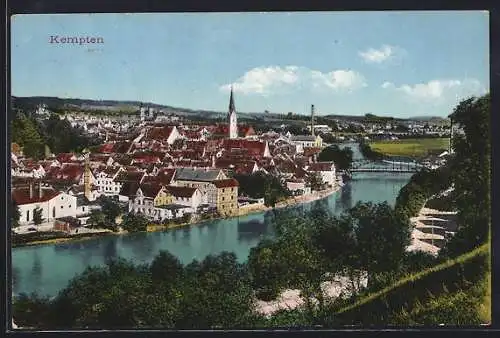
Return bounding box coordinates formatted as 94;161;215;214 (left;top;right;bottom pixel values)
351;168;418;173
349;159;424;174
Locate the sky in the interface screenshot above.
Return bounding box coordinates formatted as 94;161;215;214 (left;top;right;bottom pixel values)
11;11;489;117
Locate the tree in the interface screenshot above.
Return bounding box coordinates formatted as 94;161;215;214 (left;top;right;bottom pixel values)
11;116;45;159
99;197;122;225
248;240;287;300
33;207;44;226
11;200;21;228
121;213;149;233
352;202;411;277
150;251;184;283
87;210;106;229
442;94;490;257
306;172;324;191
318;145;354;171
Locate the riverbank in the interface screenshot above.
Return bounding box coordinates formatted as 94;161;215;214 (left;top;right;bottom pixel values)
12;185;342;247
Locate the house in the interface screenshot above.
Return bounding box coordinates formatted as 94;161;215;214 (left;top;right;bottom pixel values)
53;216;81;233
75;195;101;225
290;135;323;153
129;184;172;218
165;186;203;211
222;139;271;158
212;179;239;216
95;167;124;196
118;181;141;202
286;179;311;196
11;163;46;179
306;162;336;187
67;184;100;202
153;204;193;222
12;181;78;226
172;167;227;205
113;170;146;201
143;125;182;145
56;153;78;163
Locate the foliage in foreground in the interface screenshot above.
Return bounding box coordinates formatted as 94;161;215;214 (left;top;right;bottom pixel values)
332;243;489;326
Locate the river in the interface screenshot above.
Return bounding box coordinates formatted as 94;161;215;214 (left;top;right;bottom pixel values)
11;144;413;298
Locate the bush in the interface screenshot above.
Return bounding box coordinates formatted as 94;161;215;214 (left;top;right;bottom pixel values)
256;286;281;302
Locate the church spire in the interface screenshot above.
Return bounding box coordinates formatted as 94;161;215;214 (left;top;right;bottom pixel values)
228;85;238;139
229;85;235;113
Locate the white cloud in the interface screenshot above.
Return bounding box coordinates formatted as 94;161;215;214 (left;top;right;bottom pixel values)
220;66;366;96
381;81;395;89
359;45;399;63
382;78;487;102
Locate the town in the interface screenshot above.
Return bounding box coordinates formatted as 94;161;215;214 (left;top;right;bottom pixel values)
10;89;454;255
11;89;342;236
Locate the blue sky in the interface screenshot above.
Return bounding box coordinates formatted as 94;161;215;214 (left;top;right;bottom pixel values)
11;11;489;117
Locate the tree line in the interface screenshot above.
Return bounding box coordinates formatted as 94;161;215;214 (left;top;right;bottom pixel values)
13;200;422;329
11;113;99;160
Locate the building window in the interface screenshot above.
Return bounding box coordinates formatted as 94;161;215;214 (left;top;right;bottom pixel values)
61;205;64;209
26;210;29;222
52;207;56;218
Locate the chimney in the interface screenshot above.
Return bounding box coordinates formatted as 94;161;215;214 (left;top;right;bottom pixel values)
39;181;43;199
29;182;34;199
311;105;315;137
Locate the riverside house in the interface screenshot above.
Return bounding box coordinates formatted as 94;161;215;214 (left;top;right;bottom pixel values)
172;167;227;205
213;178;239;216
12;181;78;226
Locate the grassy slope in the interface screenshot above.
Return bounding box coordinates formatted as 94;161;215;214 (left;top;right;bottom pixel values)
333;243;490;326
369;138;450;158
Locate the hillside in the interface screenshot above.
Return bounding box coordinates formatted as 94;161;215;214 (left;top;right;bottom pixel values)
12;96;445;123
332;243;490;326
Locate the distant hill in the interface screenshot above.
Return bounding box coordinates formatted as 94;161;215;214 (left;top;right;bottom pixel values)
11;96;448;123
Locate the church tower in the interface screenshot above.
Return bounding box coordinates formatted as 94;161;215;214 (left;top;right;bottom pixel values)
228;85;238;139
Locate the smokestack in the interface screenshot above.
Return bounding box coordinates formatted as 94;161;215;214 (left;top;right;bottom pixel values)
39;181;43;199
311;105;315;137
29;182;34;199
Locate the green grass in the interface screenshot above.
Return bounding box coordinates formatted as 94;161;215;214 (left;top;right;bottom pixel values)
369;138;450;158
333;243;490;325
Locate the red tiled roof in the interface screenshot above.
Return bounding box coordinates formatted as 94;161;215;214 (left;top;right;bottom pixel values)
157;168;176;185
303;147;322;157
222;139;267;157
12;186;61;205
113;141;133;154
119;181;140;197
213;178;239;188
139;183;163;199
114;170;145;184
165;185;198;198
56;153;76;163
308;162;335;172
145;126;175;141
98;143;115;154
214;124;255;137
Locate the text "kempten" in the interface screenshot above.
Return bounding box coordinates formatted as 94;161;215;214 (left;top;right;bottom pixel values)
50;35;104;45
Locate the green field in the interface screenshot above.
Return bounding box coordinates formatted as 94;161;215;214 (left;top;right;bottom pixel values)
369;138;450;158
